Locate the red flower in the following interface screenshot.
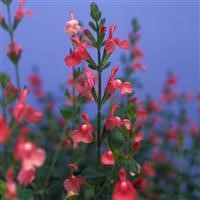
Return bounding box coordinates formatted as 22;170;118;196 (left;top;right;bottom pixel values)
142;161;156;177
68;163;78;171
167;75;177;86
134;177;150;193
76;75;93;101
15;140;46;171
64;175;85;194
65;37;90;67
6;169;18;200
13;88;43;123
122;119;131;131
132;132;144;150
70;112;93;143
7;42;22;60
105;105;121;130
131;43;144;59
0;13;4;24
112;168;138;200
15;0;32;21
105;25;130;54
100;150;115;166
0;115;10;143
84;67;95;89
106;66;133;95
17;168;35;187
4;82;19;99
64;12;81;36
131;60;146;72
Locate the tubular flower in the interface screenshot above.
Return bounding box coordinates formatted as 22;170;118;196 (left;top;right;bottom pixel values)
105;66;133;95
84;67;95;89
14;140;46;171
105;24;130;54
6;169;18;200
65;37;90;67
112;168;138;200
4;82;19;99
132;132;144;150
105;105;121;131
0;115;11;143
70;112;93;143
7;42;22;61
13;88;43;123
64;175;86;195
64;12;81;36
0;13;4;24
14;129;46;186
142;161;156;177
100;150;115;166
17;168;35;187
15;0;32;21
76;76;93;101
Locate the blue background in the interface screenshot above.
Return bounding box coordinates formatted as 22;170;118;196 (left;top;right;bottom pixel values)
0;0;199;105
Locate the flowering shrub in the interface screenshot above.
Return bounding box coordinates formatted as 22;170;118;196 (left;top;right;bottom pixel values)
0;1;199;200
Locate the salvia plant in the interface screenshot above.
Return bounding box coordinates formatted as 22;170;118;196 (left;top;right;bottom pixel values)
0;1;200;200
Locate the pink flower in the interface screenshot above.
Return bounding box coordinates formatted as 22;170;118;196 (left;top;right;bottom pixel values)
106;66;133;95
100;150;115;166
64;12;81;36
68;163;78;171
132;132;144;150
131;60;146;72
131;43;144;59
13;88;43;123
105;105;121;130
148;132;162;145
120;82;133;94
105;25;130;54
6;169;18;200
76;76;93;101
121;119;131;131
64;175;85;194
65;37;90;67
15;0;32;21
0;115;10;143
17;168;35;187
70;112;93;143
0;13;4;24
142;161;156;177
84;67;95;89
4;82;19;98
15;140;46;171
167;75;177;86
112;168;138;200
7;42;22;60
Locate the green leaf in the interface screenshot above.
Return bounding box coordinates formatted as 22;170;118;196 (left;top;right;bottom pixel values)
102;61;111;70
107;130;127;156
91;87;98;103
84;168;105;179
2;0;12;5
18;188;34;200
0;180;5;195
60;108;73;120
126;102;137;122
90;2;101;22
0;73;10;89
89;21;97;31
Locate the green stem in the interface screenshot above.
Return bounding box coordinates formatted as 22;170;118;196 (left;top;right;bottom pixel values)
15;63;21;91
43;125;67;190
96;22;102;165
6;3;21;91
72;68;76;113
